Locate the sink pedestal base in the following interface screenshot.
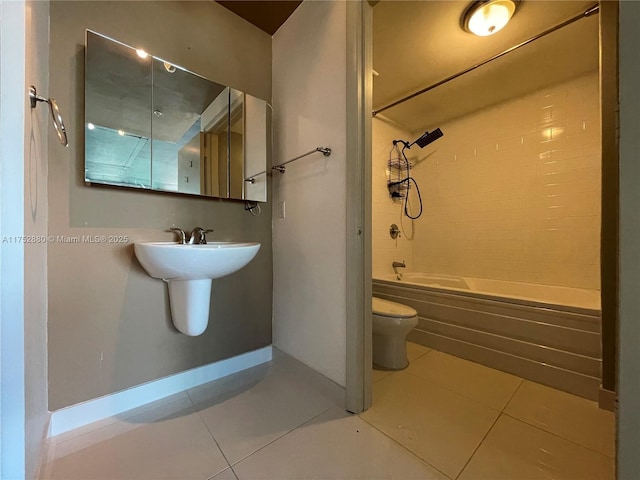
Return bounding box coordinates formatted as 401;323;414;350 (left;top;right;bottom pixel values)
166;278;212;336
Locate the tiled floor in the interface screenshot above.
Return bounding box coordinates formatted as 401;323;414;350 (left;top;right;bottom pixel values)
364;343;616;480
41;344;615;480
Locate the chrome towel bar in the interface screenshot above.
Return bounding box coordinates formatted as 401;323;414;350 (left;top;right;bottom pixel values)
245;146;332;183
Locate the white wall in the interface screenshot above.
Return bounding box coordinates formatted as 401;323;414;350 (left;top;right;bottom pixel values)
0;0;50;477
411;73;601;289
372;73;601;290
272;1;348;386
24;0;50;475
0;2;27;476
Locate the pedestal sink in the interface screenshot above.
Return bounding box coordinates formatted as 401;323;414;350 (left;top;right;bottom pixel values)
134;242;261;336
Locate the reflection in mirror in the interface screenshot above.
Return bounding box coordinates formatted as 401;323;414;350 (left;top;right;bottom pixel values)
84;30;268;202
85;31;152;188
229;88;244;199
244;94;268;202
151;57;226;193
200;87;230;197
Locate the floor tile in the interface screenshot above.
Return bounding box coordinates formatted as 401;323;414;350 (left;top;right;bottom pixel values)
504;380;616;457
405;350;522;411
407;341;431;361
372;342;430;383
39;349;614;480
372;367;393;383
458;414;615;480
209;468;238;480
188;353;342;464
233;407;449;480
44;402;228;480
46;393;194;462
360;371;500;478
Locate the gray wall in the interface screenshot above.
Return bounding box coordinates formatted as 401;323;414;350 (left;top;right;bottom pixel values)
48;1;273;410
618;1;640;476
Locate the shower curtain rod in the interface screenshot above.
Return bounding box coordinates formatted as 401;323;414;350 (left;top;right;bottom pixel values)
372;3;600;117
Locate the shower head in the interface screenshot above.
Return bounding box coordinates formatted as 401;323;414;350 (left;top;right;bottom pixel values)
412;128;444;148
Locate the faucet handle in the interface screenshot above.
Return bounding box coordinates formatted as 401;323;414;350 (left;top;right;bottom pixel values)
198;228;214;245
190;227;214;245
167;227;187;244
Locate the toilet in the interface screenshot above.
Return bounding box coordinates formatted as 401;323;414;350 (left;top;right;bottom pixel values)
372;296;419;369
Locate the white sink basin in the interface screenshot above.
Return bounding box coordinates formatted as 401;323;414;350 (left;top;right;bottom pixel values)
134;241;261;280
134;241;261;336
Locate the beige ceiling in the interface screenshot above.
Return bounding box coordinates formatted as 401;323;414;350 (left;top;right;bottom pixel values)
373;0;599;132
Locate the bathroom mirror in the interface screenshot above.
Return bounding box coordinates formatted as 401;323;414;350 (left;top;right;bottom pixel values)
85;30;268;202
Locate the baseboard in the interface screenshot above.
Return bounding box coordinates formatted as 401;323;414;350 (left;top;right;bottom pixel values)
598;387;617;412
49;346;272;437
408;329;599;400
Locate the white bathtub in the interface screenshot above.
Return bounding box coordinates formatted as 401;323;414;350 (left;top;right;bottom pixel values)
376;272;601;312
372;272;602;400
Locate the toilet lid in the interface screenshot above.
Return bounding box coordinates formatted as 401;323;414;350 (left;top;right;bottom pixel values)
372;297;417;318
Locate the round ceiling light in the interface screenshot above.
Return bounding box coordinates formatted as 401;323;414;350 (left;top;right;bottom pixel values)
463;0;519;37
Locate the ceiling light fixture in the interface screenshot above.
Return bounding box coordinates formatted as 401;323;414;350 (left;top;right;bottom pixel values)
136;49;148;59
463;0;519;37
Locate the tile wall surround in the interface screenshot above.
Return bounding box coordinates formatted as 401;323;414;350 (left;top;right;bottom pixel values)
373;72;601;290
372;118;415;277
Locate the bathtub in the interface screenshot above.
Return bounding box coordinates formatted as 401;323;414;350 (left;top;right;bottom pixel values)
372;273;602;400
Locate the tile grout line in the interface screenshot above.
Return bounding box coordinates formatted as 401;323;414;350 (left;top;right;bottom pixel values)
501;378;525;412
410;345;433;360
197;410;237;478
227;406;335;469
399;367;515;413
453;411;503;480
500;379;615;458
189;388;237;479
357;414;455;480
207;466;240;480
500;411;616;459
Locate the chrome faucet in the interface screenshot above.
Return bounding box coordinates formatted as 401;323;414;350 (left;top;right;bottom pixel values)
392;260;406;280
168;227;187;244
168;227;213;245
188;227;213;245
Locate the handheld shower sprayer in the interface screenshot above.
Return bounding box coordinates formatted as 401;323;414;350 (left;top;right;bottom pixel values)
388;128;444;219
